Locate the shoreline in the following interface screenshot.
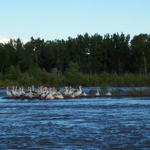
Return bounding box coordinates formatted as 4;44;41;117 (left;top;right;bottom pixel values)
3;94;150;100
1;86;150;88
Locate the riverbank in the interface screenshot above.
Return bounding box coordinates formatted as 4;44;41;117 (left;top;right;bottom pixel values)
1;72;150;87
4;95;150;100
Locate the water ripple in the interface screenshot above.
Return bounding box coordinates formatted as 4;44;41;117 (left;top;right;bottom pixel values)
0;95;150;149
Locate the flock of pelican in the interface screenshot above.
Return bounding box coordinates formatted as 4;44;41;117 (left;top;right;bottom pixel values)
6;86;112;100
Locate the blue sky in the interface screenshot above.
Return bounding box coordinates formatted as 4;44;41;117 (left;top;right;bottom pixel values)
0;0;150;41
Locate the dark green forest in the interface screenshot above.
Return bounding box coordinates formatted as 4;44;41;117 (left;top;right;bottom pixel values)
0;33;150;87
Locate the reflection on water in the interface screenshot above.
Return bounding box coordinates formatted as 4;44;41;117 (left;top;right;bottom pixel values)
0;90;150;149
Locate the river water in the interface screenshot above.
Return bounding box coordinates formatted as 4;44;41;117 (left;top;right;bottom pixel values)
0;90;150;149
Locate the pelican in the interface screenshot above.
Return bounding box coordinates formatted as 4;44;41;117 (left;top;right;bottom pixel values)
105;92;112;96
41;91;46;99
45;93;54;100
64;87;69;95
5;85;89;100
11;86;18;97
82;92;87;96
6;87;12;97
21;87;26;96
70;93;75;98
95;90;100;96
28;90;33;99
74;86;82;97
54;91;64;99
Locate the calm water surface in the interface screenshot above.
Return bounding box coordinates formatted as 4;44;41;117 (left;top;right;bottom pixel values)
0;90;150;149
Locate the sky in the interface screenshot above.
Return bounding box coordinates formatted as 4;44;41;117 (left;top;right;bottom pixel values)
0;0;150;42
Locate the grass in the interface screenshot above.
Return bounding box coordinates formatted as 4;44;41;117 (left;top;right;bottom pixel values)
1;72;150;88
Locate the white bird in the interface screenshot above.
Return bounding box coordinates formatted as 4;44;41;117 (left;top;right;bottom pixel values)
82;92;87;96
74;86;82;97
105;92;112;96
6;87;12;97
5;85;88;100
17;87;23;96
27;88;33;99
11;86;18;97
95;90;100;96
41;92;46;99
70;93;75;98
54;92;64;99
64;87;69;95
21;87;26;96
46;93;54;100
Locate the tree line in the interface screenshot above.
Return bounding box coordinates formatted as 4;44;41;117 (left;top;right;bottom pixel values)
0;33;150;86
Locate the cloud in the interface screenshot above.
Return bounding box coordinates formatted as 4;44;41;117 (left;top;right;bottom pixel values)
23;40;29;44
0;38;29;44
0;38;10;43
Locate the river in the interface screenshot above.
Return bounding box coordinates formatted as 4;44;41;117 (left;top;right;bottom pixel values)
0;89;150;149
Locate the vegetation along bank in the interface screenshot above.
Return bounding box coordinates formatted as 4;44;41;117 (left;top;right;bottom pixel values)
0;33;150;87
